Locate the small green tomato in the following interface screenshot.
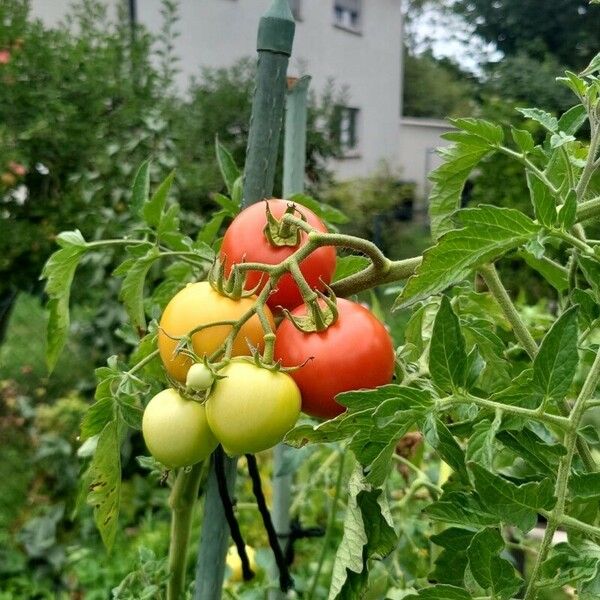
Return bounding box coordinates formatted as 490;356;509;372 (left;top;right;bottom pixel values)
186;362;215;391
142;388;218;468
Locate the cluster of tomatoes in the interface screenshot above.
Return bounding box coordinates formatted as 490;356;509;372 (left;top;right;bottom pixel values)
142;199;395;468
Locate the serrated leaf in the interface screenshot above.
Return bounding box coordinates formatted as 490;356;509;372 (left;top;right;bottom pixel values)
557;104;587;136
429;296;467;393
550;131;576;149
533;306;579;402
497;428;565;476
467;528;522;599
81;397;115;441
581;52;600;76
396;206;540;310
427;491;499;528
333;255;370;282
470;463;556;532
143;171;175;228
215;137;241;196
328;466;397;599
117;247;160;330
87;420;122;551
450;118;504;146
130;159;151;216
539;541;600;591
526;171;557;227
428;126;497;240
517;108;558;132
42;245;87;372
466;419;499;470
511;127;535;153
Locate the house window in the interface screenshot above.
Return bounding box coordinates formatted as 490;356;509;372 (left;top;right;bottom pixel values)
289;0;302;20
333;0;362;32
333;106;360;153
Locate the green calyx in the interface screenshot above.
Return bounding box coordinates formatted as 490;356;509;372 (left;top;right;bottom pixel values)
263;202;307;247
282;288;339;333
208;257;261;300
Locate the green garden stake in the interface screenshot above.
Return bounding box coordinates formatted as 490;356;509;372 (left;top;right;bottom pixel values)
195;2;295;598
269;74;311;600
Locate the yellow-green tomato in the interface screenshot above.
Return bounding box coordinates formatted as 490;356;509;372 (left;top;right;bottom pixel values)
186;363;214;392
226;545;257;582
142;388;218;468
206;359;301;456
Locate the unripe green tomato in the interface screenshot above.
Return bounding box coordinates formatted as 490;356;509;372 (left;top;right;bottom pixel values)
206;358;301;456
186;363;215;391
142;388;218;468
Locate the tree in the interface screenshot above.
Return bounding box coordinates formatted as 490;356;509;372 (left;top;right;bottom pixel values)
452;0;600;69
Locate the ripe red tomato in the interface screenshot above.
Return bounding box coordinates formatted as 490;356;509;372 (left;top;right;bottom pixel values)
273;298;396;419
220;199;336;310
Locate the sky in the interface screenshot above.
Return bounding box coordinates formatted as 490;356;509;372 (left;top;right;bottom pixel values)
407;4;502;74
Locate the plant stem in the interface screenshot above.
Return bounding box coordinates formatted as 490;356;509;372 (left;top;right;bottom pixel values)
577;196;600;222
308;451;346;598
437;395;571;430
524;347;600;600
552;229;596;255
167;463;205;600
576;120;600;201
478;264;538;359
499;146;560;197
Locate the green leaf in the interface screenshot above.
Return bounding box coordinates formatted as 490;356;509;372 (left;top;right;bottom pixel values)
517;108;558;132
581;52;600;76
328;466;397;600
289;193;349;226
572;289;600;326
429;296;467;393
197;211;227;246
56;229;87;248
550;131;576;149
81;397;114;441
430;527;475;587
427;491;499;528
526;171;557;227
539;541;600;592
579;255;600;301
511;127;535;153
449;118;504;146
143;171;175;228
333;255;370;282
466;419;499;470
470;463;556;532
87;420;122;551
557;104;587;135
117;247;160;330
497;428;566;476
533;305;579;402
557;190;578;230
569;473;600;501
215;137;241;196
519;251;569;292
42;244;87;372
130;159;151;216
423;416;467;481
467;528;522;599
404;584;472;599
428;121;499;240
213;193;239;217
395;206;540;310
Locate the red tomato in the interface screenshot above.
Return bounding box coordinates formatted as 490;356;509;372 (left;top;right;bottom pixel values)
273;298;396;419
220;199;336;310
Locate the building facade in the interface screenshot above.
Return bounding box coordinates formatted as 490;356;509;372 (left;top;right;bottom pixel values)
31;0;451;197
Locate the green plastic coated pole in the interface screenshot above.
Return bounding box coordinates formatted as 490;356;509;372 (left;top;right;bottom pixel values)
194;3;295;599
268;75;311;600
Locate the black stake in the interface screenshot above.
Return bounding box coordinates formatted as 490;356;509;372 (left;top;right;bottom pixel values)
246;453;294;592
214;446;254;581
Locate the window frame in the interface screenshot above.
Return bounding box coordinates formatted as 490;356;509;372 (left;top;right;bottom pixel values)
332;0;363;34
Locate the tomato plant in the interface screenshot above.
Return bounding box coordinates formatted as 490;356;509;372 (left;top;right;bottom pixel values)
39;8;600;600
274;298;396;418
142;388;218;468
220;198;336;310
158;281;274;382
206;358;301;456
